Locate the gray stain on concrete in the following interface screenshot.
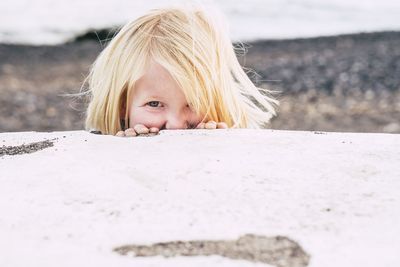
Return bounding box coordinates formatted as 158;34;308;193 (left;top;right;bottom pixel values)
0;139;55;156
114;234;310;267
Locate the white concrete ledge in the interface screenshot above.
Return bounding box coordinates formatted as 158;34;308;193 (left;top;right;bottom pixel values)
0;129;399;267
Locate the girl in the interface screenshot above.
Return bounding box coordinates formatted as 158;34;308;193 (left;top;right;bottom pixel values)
82;5;278;137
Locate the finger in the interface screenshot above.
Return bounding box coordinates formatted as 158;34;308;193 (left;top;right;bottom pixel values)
205;121;217;129
149;127;159;133
134;124;150;135
217;122;228;129
124;128;137;137
196;122;205;129
116;130;125;137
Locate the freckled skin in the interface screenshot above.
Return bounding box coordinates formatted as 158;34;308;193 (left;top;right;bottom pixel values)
116;61;228;137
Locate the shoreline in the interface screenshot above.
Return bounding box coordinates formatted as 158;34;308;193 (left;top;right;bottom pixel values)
1;30;399;133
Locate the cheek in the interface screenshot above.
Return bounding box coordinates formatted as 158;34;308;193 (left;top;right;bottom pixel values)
129;108;165;129
189;112;204;125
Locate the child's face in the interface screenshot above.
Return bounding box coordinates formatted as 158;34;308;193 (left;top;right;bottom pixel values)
127;61;203;130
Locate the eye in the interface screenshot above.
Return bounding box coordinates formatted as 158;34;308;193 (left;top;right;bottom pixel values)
147;101;162;108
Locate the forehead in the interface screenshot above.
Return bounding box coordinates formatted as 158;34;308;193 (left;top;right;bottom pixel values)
133;61;182;96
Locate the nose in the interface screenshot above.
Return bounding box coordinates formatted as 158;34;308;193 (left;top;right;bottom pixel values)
165;113;189;130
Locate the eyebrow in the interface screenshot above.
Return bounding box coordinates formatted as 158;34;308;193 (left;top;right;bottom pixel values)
142;86;164;96
147;95;166;100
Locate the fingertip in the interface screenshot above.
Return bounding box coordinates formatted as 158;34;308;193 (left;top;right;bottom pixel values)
149;127;159;133
217;122;228;129
134;124;150;134
116;131;125;137
205;121;217;129
125;128;137;137
196;122;205;129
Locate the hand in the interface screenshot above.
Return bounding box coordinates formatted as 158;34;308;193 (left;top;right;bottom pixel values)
115;124;159;137
196;120;228;129
115;121;228;137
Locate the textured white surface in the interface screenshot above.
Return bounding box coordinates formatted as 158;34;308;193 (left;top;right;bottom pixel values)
0;129;399;267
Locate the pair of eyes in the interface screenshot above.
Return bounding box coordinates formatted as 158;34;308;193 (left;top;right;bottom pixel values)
146;101;192;109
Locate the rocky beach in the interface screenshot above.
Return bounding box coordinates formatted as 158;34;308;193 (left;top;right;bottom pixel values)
0;30;399;133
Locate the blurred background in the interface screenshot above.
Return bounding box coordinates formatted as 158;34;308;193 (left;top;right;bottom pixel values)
0;0;399;133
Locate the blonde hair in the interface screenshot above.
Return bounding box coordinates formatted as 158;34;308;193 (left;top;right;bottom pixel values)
82;5;278;135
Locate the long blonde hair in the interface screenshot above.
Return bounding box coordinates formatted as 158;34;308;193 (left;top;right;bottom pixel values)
82;5;278;135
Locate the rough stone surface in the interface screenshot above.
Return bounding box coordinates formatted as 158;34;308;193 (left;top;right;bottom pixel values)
0;129;399;267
